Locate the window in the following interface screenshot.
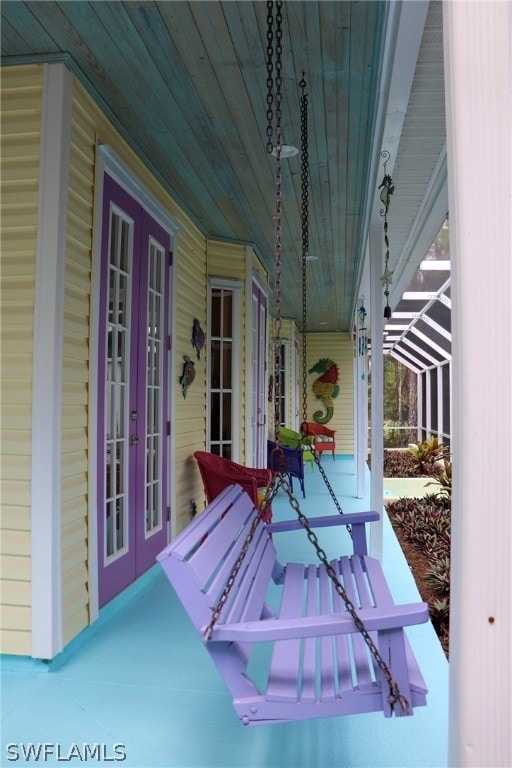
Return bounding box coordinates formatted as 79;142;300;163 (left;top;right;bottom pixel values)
208;282;241;458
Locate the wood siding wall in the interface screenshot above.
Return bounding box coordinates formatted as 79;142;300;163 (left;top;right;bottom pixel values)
173;225;208;534
0;65;43;655
60;83;96;646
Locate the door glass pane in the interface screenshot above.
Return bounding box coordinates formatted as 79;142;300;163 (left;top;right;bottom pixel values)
222;293;232;336
209;287;235;458
145;240;165;537
211;290;221;336
104;210;131;562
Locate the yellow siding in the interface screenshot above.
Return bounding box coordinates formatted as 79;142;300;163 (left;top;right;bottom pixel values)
1;64;280;657
0;64;43;654
57;82;95;643
305;333;354;454
173;226;208;532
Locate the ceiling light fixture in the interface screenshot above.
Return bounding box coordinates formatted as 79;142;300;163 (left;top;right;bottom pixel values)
271;144;298;158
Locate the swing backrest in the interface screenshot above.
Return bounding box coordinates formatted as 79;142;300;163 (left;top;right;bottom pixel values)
158;484;275;700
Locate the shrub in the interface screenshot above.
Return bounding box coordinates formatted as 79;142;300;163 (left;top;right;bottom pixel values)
407;437;450;477
387;493;451;656
425;459;452;500
383;449;416;477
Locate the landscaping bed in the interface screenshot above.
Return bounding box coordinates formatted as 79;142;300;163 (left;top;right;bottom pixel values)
382;446;451;658
386;494;450;657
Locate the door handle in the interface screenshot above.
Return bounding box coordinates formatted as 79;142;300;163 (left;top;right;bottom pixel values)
130;435;140;445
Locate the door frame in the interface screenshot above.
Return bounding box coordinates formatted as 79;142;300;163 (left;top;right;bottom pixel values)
206;277;242;460
246;274;269;467
88;146;178;621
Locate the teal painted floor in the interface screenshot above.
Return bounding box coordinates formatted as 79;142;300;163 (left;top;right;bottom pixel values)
1;457;449;768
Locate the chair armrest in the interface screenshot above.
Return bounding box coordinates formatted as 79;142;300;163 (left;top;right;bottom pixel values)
266;511;379;555
207;602;429;643
266;510;379;533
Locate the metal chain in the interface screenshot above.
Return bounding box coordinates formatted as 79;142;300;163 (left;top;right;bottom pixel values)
265;1;274;154
205;1;285;641
272;0;283;440
300;75;309;424
297;77;351;537
203;475;282;642
206;4;407;714
305;436;352;536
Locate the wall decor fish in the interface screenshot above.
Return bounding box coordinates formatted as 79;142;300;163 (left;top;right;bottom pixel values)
192;318;205;360
180;355;196;398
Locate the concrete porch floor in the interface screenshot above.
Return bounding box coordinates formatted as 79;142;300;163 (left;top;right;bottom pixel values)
1;457;449;768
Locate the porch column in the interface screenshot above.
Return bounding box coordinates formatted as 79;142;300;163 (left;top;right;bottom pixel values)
355;298;368;499
31;63;72;658
369;219;384;559
444;2;511;766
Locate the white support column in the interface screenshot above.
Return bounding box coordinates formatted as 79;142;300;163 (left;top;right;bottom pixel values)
31;63;72;658
355;299;368;498
369;220;384;559
444;2;512;766
417;372;423;441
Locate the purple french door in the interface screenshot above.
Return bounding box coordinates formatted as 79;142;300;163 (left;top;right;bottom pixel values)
97;174;170;607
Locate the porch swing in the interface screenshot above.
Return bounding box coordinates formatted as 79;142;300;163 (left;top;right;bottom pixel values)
157;2;428;726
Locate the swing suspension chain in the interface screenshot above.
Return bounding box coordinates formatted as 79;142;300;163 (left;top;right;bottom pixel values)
207;1;408;714
299;75;309;425
307;439;352;536
203;476;282;642
265;2;274;154
205;1;285;643
272;0;283;439
293;63;404;713
278;473;409;714
297;75;351;535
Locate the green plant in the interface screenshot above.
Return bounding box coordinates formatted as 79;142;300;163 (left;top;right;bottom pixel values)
425;556;451;594
387;493;451;656
425;459;452;500
407;437;450;476
383;449;416;477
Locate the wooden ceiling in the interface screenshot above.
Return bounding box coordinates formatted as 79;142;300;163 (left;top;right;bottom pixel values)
1;1;447;333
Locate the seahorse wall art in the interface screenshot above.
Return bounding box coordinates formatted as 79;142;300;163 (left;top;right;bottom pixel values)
308;357;340;424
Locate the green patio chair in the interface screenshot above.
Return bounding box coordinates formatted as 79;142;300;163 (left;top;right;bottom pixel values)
278;426;315;472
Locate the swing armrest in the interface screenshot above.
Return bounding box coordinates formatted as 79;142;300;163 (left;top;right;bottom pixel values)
206;602;429;643
266;511;379;556
266;511;379;532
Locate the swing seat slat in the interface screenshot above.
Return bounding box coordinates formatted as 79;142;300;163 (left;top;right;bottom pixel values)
158;484;429;726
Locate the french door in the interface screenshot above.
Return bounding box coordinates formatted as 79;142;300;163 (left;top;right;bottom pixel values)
97;174;171;607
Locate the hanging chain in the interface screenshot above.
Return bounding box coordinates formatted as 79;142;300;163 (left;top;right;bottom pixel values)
205;1;284;642
265;1;274;154
206;5;407;715
203;475;283;642
272;0;283;440
299;74;309;425
297;77;351;536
